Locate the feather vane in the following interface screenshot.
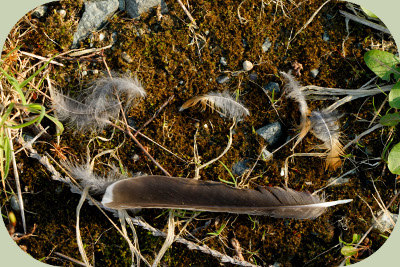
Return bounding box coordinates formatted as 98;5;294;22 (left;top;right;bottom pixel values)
180;91;249;120
101;175;352;220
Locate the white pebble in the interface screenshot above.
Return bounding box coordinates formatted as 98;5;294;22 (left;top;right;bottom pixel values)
243;60;253;71
58;9;66;18
99;33;105;41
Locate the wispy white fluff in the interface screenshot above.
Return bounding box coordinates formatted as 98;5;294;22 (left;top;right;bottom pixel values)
52;76;146;133
309;110;343;170
280;71;309;120
180;91;250;120
63;161;127;194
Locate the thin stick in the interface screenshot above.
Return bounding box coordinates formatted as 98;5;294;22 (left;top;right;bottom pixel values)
288;0;331;45
339;10;391;35
343;124;384;151
19;51;64;66
53;252;86;267
152;210;175;267
194;120;235;179
176;0;198;28
76;186;93;267
134;95;174;137
109;122;171;176
7;129;26;234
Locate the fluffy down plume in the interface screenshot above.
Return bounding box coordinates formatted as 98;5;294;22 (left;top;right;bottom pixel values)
52;76;146;133
309;110;344;170
280;71;311;148
62;161;127;194
179;91;250;120
102;175;352;220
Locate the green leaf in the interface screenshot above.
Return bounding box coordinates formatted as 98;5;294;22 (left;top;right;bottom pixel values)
389;81;400;108
19;56;54;89
0;103;14;128
361;7;379;19
388;142;400;174
341;246;359;257
44;114;64;135
351;233;361;244
380;113;400;126
364;50;400;81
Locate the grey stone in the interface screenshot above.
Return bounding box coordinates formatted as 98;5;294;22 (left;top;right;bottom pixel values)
232;161;250;176
220;57;227;66
121;51;133;63
10;195;20;211
322;31;330;42
242;60;253;71
263;82;280;94
310;68;319;78
249;72;257;81
124;0;168;19
99;33;106;41
216;75;230;84
261;148;273;162
262;37;272;52
72;0;119;48
256;122;283;146
372;211;398;233
32;5;47;18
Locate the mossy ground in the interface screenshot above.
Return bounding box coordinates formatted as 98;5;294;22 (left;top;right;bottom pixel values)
1;0;399;266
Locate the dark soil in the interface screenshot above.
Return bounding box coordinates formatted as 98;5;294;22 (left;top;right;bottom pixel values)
1;0;399;266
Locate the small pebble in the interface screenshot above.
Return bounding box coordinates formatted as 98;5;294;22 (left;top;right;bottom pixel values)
99;33;105;41
132;154;140;162
121;52;133;63
310;68;319;78
242;60;253;71
112;32;118;43
232;160;250;176
261;148;273;162
32;6;47;18
92;69;99;75
204;29;209;35
10;195;20;211
263;82;280;94
322;31;330;42
249;72;258;81
262;37;272;52
81;70;87;77
216;75;230;84
57;9;66;18
220;57;227;66
256;122;283;146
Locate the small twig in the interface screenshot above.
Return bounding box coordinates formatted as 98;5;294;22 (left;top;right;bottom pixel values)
19;51;64;66
339;10;391;35
53;252;86;267
76;186;93;267
7;129;26;234
134;95;174;137
288;0;331;46
176;0;198;28
343;124;384;151
194;120;236;179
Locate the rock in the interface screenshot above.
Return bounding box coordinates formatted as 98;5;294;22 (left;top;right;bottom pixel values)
310;68;319;78
232;160;250;176
32;5;47;18
121;51;133;63
263;82;280;94
220;57;227;66
262;37;272;52
10;195;20;211
57;9;67;18
256;122;283;146
123;0;168;18
72;0;119;48
372;211;398;233
261;148;273;161
112;32;118;43
242;60;253;71
249;72;258;81
322;31;330;42
99;33;106;41
216;75;230;84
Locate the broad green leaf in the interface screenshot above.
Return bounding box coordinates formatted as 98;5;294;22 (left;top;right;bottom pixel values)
341;246;359;257
389;81;400;108
388;142;400;174
380;113;400;126
361;7;379;19
364;50;400;81
0;103;14;128
45;114;64;135
351;234;361;244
